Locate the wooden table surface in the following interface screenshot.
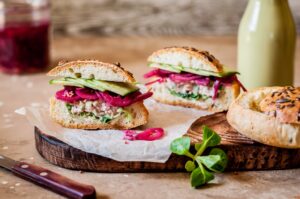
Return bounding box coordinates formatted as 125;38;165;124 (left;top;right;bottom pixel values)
0;36;299;199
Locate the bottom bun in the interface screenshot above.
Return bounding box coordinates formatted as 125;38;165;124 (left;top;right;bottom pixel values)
227;87;300;148
150;81;240;112
50;97;149;130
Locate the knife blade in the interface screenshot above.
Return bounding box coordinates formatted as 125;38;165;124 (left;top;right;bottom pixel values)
0;154;96;199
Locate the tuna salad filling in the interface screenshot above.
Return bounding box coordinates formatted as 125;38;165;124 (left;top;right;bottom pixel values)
66;101;124;123
165;79;214;100
144;68;246;100
53;86;152;123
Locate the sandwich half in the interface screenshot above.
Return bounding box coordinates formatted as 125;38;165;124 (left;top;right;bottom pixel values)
48;60;152;130
144;47;246;112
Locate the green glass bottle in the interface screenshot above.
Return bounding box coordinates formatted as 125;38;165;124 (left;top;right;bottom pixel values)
238;0;296;89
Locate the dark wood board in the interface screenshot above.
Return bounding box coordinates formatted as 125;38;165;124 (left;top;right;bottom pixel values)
34;112;300;172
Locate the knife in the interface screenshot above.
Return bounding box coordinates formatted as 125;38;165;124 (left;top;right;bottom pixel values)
0;154;96;199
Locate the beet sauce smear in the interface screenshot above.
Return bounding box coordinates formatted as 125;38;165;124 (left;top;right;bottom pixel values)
0;22;50;74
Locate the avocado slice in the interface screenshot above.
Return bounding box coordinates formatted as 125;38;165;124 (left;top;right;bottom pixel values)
148;62;239;77
50;77;138;96
49;78;84;88
86;79;139;96
66;77;106;91
148;62;181;73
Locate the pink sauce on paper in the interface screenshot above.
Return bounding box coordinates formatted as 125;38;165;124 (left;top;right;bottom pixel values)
123;128;165;141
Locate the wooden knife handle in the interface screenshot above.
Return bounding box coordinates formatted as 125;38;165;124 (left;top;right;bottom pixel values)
11;162;96;199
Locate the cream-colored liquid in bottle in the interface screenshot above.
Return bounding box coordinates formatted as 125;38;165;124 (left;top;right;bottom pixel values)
238;0;296;89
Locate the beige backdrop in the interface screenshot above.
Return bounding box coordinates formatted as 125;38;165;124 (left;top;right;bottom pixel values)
52;0;300;36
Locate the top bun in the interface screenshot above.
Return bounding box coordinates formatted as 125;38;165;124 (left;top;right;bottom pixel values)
147;46;223;73
227;86;300;148
47;60;135;83
259;86;300;125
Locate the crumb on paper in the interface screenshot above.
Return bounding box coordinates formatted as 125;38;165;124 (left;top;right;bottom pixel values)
30;103;41;107
2;113;12;118
2;146;8;150
26;82;33;88
2;181;8;185
15;183;21;186
2;124;13;129
14;107;26;115
9;186;14;189
10;76;18;82
29;157;34;160
4;118;11;123
79;170;84;174
124;174;129;177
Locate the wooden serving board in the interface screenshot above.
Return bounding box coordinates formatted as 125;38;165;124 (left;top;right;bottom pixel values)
34;112;300;172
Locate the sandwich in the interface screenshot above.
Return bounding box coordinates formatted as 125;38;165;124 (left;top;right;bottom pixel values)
144;47;246;112
47;60;152;130
227;86;300;148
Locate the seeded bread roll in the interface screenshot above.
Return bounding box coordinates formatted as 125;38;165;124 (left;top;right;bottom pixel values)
227;86;300;148
47;60;135;83
48;60;149;130
148;46;223;73
146;46;241;112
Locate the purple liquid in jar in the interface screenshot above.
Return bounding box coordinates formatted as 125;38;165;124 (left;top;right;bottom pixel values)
0;21;50;74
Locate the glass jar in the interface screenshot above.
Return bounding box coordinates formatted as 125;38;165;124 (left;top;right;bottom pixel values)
0;0;50;74
238;0;296;89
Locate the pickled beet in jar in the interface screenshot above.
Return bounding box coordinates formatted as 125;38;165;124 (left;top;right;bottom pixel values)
0;0;50;74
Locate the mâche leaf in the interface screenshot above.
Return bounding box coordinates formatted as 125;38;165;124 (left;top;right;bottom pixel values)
202;125;221;147
190;164;214;187
185;160;196;172
170;137;190;155
169;126;227;188
208;148;228;172
194;143;202;151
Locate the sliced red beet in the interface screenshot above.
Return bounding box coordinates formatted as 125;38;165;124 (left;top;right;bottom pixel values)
55;89;82;103
75;88;98;100
194;78;210;86
144;69;175;78
97;91;153;107
169;73;201;83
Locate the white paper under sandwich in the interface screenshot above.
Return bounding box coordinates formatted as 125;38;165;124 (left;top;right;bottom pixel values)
19;99;210;163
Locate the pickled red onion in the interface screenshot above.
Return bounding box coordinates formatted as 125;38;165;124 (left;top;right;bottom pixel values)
123;128;164;141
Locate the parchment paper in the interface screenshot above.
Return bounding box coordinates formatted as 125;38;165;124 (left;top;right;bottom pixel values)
17;99;210;163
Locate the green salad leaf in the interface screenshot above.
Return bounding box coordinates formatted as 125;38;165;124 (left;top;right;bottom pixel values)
170;126;228;188
170;137;190;155
169;89;210;101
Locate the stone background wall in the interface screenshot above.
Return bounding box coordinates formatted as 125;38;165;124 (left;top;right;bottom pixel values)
51;0;300;36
